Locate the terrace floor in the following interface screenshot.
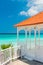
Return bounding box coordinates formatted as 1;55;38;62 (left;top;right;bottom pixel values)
7;58;43;65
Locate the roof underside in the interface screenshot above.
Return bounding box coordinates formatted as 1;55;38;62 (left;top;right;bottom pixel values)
14;11;43;27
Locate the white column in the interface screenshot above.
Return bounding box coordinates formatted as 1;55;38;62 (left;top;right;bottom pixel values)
34;29;37;59
29;29;31;49
25;29;27;50
17;27;19;46
34;29;37;49
38;29;40;47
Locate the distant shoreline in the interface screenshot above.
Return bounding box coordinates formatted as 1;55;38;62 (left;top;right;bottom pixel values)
0;33;43;35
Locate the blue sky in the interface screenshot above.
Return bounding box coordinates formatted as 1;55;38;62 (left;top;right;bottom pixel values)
0;0;43;33
0;0;29;33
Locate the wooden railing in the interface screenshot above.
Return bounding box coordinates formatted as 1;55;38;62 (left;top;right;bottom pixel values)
0;46;21;65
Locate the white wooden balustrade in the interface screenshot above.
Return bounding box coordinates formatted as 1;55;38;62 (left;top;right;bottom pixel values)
0;46;21;65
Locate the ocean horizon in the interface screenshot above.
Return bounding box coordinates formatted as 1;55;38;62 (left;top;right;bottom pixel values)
0;33;43;46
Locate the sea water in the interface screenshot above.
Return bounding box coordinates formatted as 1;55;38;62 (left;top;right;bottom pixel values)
0;34;43;46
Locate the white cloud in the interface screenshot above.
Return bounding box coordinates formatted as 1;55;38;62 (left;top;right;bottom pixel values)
20;6;38;16
20;0;43;16
27;6;38;16
34;0;43;5
20;11;28;16
26;0;35;7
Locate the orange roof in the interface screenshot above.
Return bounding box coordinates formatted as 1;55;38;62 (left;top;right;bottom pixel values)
14;11;43;27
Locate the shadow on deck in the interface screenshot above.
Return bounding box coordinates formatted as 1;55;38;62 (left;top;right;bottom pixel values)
18;58;43;65
7;57;43;65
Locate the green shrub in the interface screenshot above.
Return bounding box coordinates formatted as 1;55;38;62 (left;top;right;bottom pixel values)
1;44;12;49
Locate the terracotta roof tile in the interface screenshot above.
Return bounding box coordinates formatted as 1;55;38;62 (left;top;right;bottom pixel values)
14;11;43;27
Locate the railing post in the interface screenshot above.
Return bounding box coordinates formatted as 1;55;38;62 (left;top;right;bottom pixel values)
0;51;2;65
10;47;12;61
0;62;1;65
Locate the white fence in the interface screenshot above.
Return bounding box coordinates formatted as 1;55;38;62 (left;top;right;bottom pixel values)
0;46;21;65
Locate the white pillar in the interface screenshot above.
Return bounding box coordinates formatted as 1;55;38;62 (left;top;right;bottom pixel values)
34;29;37;59
29;29;31;49
25;30;27;50
17;27;19;46
38;29;40;47
34;29;37;49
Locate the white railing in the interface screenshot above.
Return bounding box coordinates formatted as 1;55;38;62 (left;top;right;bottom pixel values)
0;46;21;65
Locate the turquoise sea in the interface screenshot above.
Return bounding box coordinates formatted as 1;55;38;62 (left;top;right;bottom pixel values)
0;34;43;46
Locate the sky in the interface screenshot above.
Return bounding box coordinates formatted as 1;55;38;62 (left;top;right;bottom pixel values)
0;0;43;33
